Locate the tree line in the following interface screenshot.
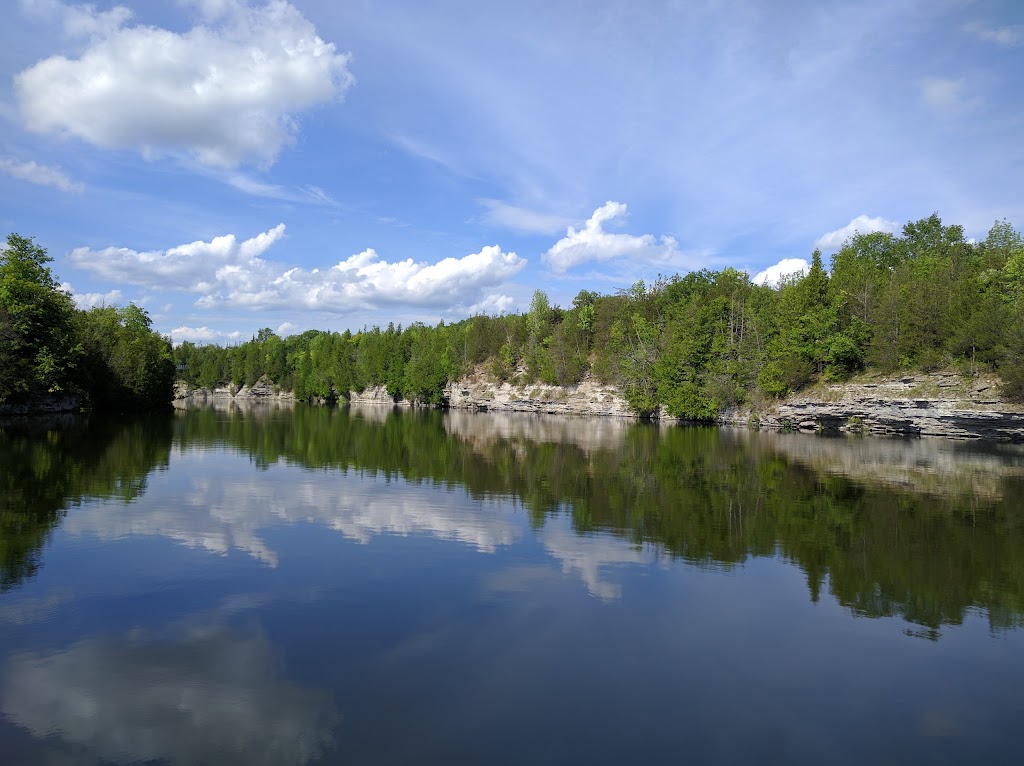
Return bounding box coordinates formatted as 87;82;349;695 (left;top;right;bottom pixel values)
175;214;1024;418
0;233;175;410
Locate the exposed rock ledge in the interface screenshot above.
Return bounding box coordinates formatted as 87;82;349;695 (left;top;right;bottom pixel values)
723;372;1024;441
174;371;1024;440
173;378;294;408
444;375;634;418
0;392;81;416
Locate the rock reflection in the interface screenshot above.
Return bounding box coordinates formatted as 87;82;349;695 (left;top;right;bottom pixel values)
443;410;629;453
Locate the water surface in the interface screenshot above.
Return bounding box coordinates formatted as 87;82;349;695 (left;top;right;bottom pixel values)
2;405;1024;764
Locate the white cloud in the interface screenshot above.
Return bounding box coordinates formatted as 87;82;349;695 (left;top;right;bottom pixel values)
69;224;288;290
0;156;83;192
19;0;133;39
14;1;354;168
59;282;123;309
479;199;573;235
169;326;244;345
542;201;679;273
462;293;515;316
965;20;1024;47
813;214;901;251
920;77;981;113
751;258;809;287
70;225;527;314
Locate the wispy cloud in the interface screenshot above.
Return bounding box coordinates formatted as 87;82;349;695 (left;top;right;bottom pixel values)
964;20;1024;47
920;77;982;113
0;156;83;192
479;199;573;235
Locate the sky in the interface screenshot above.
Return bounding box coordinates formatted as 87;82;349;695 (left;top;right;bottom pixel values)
1;0;1022;345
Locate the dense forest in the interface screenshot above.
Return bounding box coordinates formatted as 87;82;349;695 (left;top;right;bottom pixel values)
5;215;1023;417
0;233;175;410
174;214;1024;419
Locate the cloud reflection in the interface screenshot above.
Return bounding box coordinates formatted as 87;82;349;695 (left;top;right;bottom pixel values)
540;524;656;600
64;470;523;564
1;624;338;765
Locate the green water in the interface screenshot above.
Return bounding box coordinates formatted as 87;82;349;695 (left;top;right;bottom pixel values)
1;404;1023;764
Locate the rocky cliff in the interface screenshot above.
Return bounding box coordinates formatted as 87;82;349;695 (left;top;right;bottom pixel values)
445;374;633;418
172;378;294;409
173;370;1024;440
729;372;1024;441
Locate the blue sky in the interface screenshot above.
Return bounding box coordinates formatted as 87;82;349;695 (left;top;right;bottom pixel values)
1;0;1022;344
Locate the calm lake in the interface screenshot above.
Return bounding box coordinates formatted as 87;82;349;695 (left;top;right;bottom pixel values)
2;404;1024;764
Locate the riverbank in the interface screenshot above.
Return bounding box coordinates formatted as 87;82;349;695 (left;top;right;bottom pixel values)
171;370;1024;441
0;392;82;416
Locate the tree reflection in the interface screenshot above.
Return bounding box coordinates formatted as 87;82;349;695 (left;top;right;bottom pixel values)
4;405;1024;632
0;414;171;591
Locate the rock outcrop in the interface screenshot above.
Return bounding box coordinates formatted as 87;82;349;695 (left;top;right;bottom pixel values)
0;392;82;416
171;370;1024;441
173;378;294;409
444;374;634;418
723;372;1024;441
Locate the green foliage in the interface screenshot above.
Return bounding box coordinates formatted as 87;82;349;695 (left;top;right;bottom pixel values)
76;305;175;409
163;213;1024;416
0;233;175;411
0;234;79;400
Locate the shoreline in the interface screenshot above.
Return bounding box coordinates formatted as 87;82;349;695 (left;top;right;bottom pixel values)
170;370;1024;442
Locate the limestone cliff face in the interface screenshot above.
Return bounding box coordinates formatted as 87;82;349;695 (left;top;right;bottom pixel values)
172;378;294;408
444;374;634;418
172;371;1024;441
0;392;81;415
726;372;1024;441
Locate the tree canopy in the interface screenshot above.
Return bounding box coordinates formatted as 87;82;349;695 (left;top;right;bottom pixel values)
175;215;1024;417
0;233;174;411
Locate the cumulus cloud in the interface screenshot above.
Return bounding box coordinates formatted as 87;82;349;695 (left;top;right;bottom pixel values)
751;258;809;287
69;225;527;314
58;282;123;309
965;20;1024;47
462;293;516;316
479;199;573;235
14;0;354;167
542;201;678;273
69;223;288;290
813;214;901;251
169;326;244;345
0;156;83;192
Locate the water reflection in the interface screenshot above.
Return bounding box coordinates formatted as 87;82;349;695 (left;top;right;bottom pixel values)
2;607;339;765
63;467;523;564
3;406;1024;629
